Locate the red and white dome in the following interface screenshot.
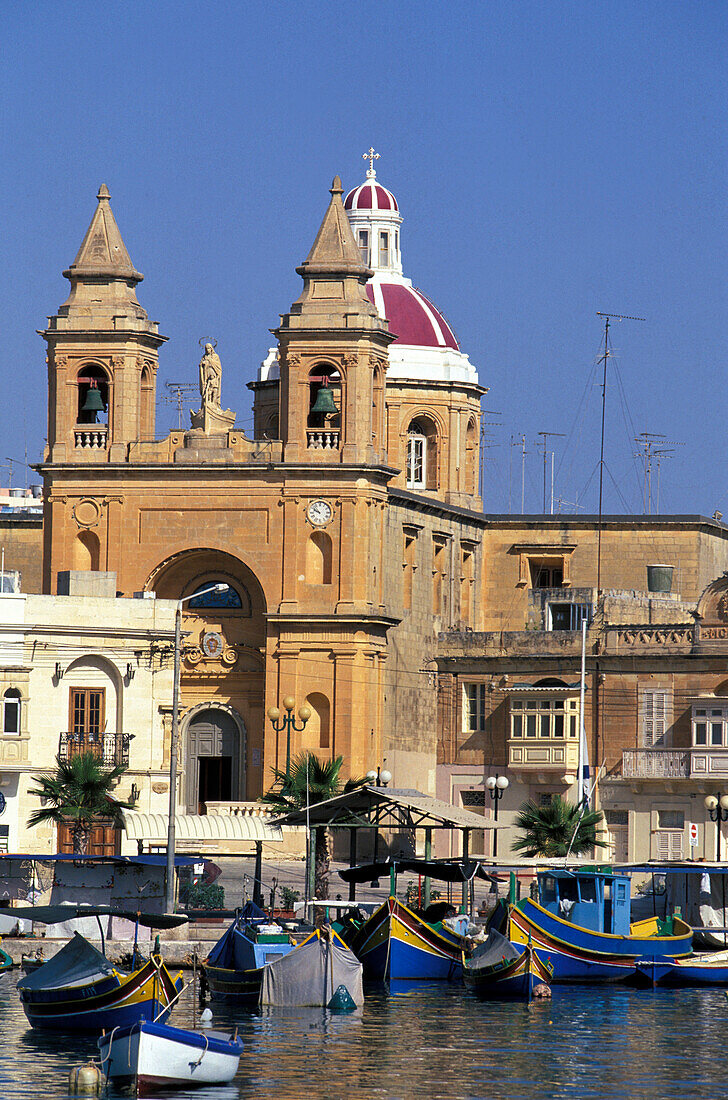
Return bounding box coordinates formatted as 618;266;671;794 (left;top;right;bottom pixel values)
365;282;459;350
344;180;399;213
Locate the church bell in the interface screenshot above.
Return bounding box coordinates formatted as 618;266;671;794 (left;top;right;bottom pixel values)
81;381;105;415
310;385;338;416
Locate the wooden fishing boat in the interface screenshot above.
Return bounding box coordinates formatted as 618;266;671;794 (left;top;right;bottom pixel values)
463;929;552;1000
634;947;728;987
99;1019;242;1094
17;932;183;1031
346;896;469;982
491;869;692;983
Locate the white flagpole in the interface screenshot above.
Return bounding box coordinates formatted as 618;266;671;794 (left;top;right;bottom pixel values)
577;618;587;806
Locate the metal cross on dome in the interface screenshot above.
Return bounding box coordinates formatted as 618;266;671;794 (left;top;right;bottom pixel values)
363;147;380;176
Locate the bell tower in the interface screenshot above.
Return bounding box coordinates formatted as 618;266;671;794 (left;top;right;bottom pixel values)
42;184;166;464
275;176;394;465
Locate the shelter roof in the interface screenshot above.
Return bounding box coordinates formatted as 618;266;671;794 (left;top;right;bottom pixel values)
121;811;283;844
271;786;495;831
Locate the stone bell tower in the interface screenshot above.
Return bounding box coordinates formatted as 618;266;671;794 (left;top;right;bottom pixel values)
42;184;166;464
275;176;395;466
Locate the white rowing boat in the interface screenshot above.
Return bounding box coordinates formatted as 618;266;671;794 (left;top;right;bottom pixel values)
99;1019;242;1094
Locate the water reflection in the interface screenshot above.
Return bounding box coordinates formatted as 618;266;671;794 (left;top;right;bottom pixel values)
0;970;726;1099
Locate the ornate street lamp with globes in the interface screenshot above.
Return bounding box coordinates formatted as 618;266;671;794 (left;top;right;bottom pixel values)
486;774;509;858
704;793;728;861
267;696;311;778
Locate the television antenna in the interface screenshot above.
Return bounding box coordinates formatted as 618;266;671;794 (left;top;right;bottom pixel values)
479;410;502;504
634;432;684;513
594;312;646;594
161;382;197;429
537;431;566;514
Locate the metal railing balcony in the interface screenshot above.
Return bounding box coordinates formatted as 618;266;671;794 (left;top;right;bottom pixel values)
58;731;132;768
622;749;691;779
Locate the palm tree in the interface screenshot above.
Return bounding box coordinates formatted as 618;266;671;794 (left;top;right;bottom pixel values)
27;752;134;855
262;753;364;899
511;795;607;858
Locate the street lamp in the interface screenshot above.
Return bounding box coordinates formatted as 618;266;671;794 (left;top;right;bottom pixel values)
704;793;728;861
267;697;311;778
486;773;509;858
165;582;229;913
365;767;392;788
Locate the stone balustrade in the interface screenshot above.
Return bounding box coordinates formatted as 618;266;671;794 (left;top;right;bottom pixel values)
306;428;340;450
74;425;108;449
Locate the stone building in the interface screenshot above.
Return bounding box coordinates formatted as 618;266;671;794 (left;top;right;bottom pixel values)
0;576;175;852
36;164;485;821
435;514;728;860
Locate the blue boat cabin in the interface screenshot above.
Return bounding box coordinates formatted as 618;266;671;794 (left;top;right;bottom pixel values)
537;871;631;935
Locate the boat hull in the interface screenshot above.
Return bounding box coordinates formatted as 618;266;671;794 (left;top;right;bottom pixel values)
349;898;465;982
636;949;728;987
464;943;552;1000
20;958;183;1032
203;963;262;1004
507;900;692;983
99;1020;242;1094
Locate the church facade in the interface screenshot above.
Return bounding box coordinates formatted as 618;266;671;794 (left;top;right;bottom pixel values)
38;164;486;818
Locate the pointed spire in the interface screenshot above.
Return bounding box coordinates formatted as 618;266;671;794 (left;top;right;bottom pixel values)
298;175;367;276
63;184;143;283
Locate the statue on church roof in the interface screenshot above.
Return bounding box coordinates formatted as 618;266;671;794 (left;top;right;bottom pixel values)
199;342;222;409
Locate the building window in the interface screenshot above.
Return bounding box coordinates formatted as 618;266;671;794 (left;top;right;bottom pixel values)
655;809;684;860
358;230;369;265
407;435;425;488
403;532;417;612
70;687;105;736
605;809;629;862
188;583;243;610
548;603;591;631
433;538;448;616
463;683;487;732
2;689;21;735
530;561;563;588
510;696;580;739
692;705;728;747
379;231;389;267
640;689;672;748
395;230;399;261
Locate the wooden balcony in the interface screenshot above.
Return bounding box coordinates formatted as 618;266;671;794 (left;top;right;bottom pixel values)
58;731;132;768
508;737;579;773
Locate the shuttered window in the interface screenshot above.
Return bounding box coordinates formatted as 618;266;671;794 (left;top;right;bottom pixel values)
463;683;487;732
640;689;672;747
654;809;684;860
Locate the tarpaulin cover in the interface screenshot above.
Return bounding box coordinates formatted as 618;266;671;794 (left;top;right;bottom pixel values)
339;859;493;885
18;932;116;991
259;935;363;1008
465;929;521;971
0;904;188;929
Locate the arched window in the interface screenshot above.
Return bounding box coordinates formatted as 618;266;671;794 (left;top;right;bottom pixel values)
77;365;109;425
465;418;478;496
306;531;332;585
406;416;438;490
3;689;21;735
187;583;245;610
140;364;154;442
307;366;341;428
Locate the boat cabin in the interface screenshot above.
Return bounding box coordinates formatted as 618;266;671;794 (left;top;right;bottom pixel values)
537;870;631;935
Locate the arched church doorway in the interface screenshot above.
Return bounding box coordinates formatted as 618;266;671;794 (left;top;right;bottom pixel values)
185;707;244;814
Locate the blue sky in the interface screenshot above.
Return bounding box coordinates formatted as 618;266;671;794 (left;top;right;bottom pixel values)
1;1;725;515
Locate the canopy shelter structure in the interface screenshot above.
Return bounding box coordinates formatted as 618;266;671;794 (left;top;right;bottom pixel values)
272;786;497;910
121;811;284;908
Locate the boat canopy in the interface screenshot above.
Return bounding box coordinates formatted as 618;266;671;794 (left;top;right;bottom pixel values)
339;859;494;885
18;932;115;991
465;929;521;971
537;869;631;936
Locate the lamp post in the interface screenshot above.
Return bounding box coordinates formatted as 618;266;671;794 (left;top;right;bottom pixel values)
364;766;392;891
704;793;728;861
267;697;311;778
165;582;229;914
365;767;392;788
486;774;509;858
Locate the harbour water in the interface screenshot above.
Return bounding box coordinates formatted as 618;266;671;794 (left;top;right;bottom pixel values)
0;970;727;1099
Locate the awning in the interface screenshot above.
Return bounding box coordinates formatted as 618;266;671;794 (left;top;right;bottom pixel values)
122;811;283;844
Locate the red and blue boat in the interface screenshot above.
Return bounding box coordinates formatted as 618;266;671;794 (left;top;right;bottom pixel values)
491;868;693;983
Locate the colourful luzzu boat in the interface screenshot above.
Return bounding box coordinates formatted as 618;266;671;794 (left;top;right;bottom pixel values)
18;932;183;1031
490;869;693;983
463;929;553;1000
347;896;469;981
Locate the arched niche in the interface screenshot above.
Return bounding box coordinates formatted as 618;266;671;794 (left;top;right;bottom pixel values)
182;702;247;813
140;363;155;441
304;692;331;753
73;529;100;572
306;530;332;585
465;418;478;496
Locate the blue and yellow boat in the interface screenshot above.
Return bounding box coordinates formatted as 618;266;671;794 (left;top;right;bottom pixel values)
346;896;469;981
18;932;183;1031
463;929;552;1000
491;868;693;983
